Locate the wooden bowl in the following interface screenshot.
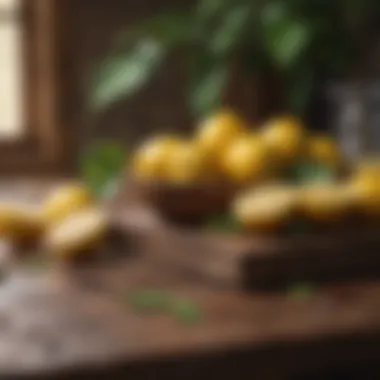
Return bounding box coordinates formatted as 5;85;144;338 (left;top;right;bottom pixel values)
131;177;236;225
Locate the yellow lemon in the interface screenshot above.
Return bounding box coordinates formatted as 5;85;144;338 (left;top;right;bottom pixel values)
166;142;214;184
0;203;44;243
132;135;182;180
349;175;380;218
352;157;380;182
196;109;247;159
43;183;94;226
261;115;305;163
44;208;108;259
232;185;297;232
298;183;354;223
307;135;342;168
222;134;271;184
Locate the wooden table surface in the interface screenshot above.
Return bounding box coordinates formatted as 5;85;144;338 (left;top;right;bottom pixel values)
0;180;379;380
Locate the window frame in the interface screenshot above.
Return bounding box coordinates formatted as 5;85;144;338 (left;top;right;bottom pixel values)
0;0;78;175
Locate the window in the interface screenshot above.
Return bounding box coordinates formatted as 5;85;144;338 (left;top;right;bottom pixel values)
0;0;77;174
0;0;23;138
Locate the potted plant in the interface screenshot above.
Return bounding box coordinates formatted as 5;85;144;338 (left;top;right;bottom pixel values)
90;0;380;127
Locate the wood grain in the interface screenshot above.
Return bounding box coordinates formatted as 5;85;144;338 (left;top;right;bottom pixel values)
0;179;378;379
115;201;380;289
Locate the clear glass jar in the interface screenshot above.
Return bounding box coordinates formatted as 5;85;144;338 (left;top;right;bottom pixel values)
328;82;380;163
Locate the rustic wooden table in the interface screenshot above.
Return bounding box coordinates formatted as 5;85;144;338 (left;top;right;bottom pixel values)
0;180;379;380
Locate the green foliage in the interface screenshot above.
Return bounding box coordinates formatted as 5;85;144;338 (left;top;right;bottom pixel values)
209;3;253;56
91;39;165;112
291;162;337;184
90;0;377;117
287;66;314;116
81;142;127;199
129;289;173;314
189;53;228;117
261;2;314;69
171;299;203;325
128;289;203;326
206;213;241;233
287;283;316;300
25;254;51;272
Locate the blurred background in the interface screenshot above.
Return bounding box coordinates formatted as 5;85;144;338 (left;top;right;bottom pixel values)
0;1;380;380
2;0;380;159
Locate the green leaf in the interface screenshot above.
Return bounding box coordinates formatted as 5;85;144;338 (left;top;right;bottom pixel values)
129;289;173;314
287;66;314;115
291;162;337;184
91;38;165;112
261;3;313;68
196;0;228;22
189;53;228;117
171;299;202;325
269;22;311;68
287;283;315;300
137;12;193;47
284;220;313;235
81;141;127;199
128;289;203;326
206;213;241;233
113;12;192;56
261;2;288;26
209;4;252;55
25;254;51;272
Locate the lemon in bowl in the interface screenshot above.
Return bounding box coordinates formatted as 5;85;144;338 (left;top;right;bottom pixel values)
132;135;183;181
306;134;343;170
135;140;234;223
221;134;272;185
195;109;248;166
261;115;305;164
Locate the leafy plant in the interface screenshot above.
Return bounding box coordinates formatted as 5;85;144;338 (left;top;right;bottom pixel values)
91;0;379;119
81;141;127;199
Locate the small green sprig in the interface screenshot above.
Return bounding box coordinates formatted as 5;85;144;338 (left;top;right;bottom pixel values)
287;283;316;300
205;213;242;233
127;289;203;326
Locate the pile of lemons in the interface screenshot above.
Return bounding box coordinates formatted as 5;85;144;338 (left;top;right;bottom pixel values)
0;184;108;259
132;109;380;233
132;110;342;185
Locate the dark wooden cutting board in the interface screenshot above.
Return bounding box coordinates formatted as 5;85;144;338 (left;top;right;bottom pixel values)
114;205;380;289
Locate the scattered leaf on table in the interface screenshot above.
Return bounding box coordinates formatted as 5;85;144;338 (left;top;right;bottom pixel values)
129;289;173;314
284;220;313;235
287;283;316;300
206;213;241;233
128;289;203;326
171;299;203;326
25;254;51;272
